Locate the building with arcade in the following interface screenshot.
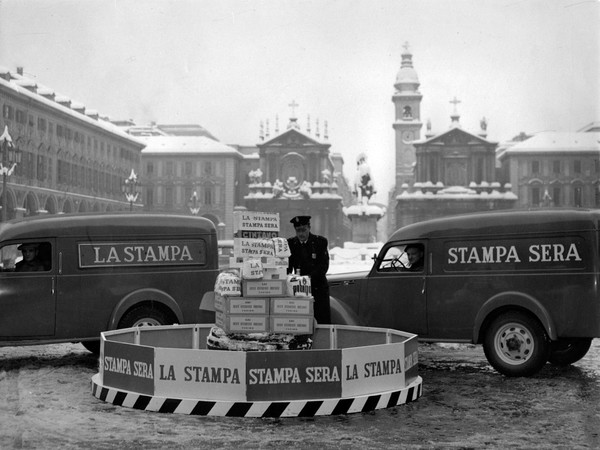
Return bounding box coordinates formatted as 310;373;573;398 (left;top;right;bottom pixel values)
0;66;145;220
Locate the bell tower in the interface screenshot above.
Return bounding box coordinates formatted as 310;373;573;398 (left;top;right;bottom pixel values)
392;42;423;187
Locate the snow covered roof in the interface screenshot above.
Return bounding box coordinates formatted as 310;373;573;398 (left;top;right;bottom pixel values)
578;122;600;132
140;135;243;156
396;184;517;201
155;124;219;140
0;67;144;147
503;131;600;154
397;191;518;200
229;145;259;159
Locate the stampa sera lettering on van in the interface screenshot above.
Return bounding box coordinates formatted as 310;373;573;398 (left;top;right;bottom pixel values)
444;237;585;270
78;241;206;268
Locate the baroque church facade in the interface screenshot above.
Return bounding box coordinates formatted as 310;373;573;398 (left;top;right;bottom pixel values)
388;45;517;232
242;114;351;244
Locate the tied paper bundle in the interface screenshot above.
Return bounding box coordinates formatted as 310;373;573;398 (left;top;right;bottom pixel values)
286;274;312;297
207;326;313;351
214;271;242;296
271;237;291;257
242;258;263;279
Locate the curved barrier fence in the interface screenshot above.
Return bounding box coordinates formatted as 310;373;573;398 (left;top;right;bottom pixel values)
92;324;423;417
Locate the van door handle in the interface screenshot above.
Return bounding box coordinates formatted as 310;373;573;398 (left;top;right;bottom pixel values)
421;277;426;294
330;280;355;287
52;276;55;295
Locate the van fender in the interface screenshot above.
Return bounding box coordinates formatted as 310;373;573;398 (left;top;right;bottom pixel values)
199;291;215;311
329;296;363;326
108;288;184;330
472;291;557;343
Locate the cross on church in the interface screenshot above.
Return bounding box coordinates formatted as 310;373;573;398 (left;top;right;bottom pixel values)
288;100;299;118
402;41;410;52
449;96;461;113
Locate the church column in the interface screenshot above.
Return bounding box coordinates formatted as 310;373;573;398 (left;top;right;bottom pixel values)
267;152;277;183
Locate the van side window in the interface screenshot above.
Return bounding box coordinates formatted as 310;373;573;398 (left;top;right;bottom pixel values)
377;243;424;272
0;242;52;272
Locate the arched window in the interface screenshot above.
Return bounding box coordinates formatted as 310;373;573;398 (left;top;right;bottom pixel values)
527;178;544;207
574;185;583;207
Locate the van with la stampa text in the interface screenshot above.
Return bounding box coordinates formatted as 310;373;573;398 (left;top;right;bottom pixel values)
328;209;600;377
0;213;218;353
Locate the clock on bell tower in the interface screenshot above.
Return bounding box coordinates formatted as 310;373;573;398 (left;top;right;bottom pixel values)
392;42;423;188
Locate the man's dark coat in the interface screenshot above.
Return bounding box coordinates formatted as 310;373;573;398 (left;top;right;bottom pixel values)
287;233;331;323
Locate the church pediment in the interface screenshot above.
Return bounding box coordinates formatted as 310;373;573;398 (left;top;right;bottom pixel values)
262;128;322;147
421;128;492;147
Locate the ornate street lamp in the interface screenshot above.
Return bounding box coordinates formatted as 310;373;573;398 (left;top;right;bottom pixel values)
0;126;22;222
189;190;201;215
122;169;140;211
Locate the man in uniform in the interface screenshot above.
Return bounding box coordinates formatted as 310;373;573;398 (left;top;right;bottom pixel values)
287;216;331;324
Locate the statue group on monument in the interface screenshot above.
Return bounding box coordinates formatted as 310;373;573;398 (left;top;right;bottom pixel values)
353;153;376;204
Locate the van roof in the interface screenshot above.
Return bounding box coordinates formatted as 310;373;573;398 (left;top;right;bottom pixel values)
389;208;600;242
0;213;217;241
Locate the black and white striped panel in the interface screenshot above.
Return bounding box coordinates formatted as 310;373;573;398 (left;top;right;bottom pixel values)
91;374;422;418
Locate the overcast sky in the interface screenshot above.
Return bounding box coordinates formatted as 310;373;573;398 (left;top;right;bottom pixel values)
0;0;598;202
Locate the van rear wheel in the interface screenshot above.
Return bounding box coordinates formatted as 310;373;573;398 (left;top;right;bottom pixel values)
483;311;550;377
118;306;170;328
548;338;592;366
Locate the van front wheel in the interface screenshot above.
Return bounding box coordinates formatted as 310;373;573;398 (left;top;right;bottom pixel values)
483;311;550;377
118;306;170;328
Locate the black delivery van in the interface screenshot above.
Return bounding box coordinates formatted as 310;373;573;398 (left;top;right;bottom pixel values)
328;209;600;376
0;213;219;352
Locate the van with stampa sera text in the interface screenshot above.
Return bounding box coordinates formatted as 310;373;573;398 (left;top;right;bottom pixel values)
0;213;218;353
328;209;600;376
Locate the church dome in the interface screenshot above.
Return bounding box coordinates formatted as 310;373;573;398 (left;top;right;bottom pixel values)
394;45;420;91
396;66;419;84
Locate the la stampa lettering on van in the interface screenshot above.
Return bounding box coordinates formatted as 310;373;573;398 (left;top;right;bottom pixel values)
447;243;582;264
79;241;204;267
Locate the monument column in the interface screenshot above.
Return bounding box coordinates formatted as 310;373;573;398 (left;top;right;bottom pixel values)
344;154;385;243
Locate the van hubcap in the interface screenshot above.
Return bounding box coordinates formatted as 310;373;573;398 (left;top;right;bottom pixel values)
133;318;161;327
496;323;533;364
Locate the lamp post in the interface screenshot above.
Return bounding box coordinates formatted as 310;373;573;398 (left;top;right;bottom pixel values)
123;169;139;211
189;191;200;215
0;126;21;222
